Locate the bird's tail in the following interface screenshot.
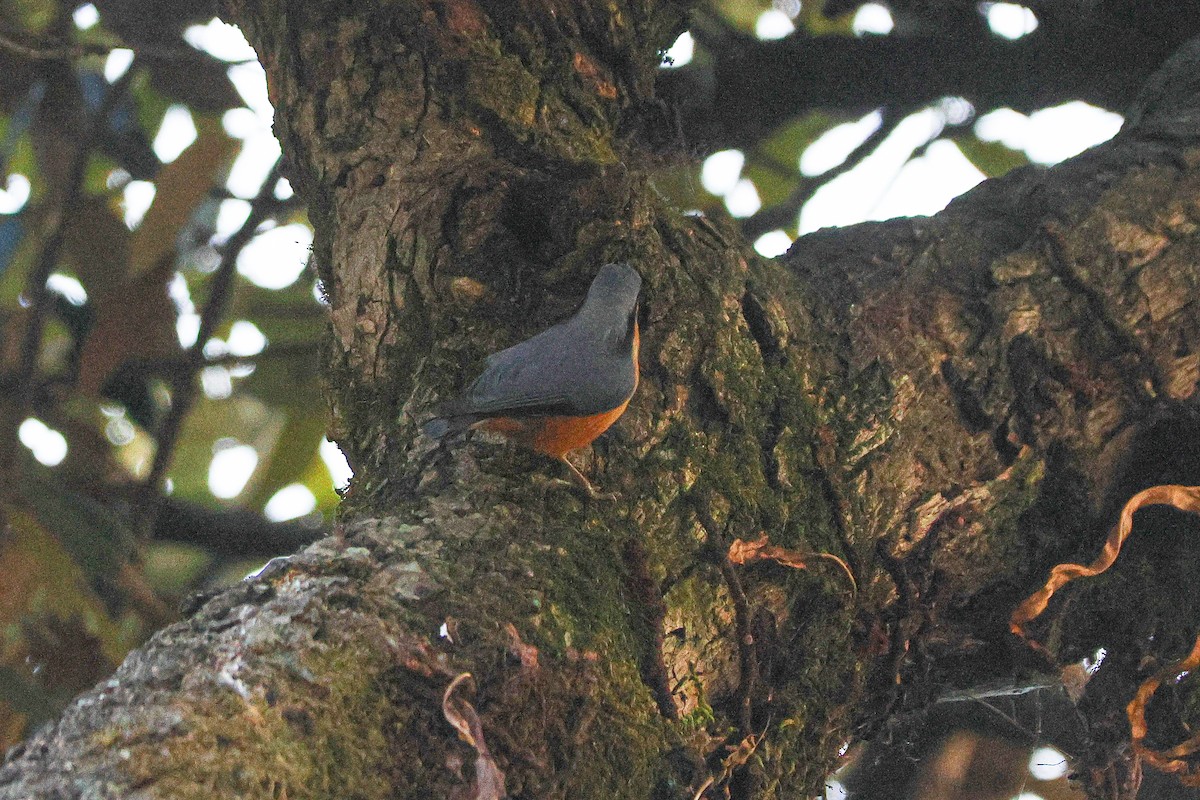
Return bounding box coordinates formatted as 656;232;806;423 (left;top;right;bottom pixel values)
421;413;477;441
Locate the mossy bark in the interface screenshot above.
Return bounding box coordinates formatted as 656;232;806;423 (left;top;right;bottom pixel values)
2;5;1199;800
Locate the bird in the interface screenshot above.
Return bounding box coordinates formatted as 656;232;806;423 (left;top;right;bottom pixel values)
423;263;641;498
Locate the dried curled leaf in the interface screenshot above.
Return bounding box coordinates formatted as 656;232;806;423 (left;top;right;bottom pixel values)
441;673;507;800
1010;484;1200;651
1127;635;1200;785
503;623;539;670
1010;484;1200;783
728;534;857;595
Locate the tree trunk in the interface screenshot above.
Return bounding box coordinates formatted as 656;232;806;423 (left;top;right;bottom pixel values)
2;3;1199;799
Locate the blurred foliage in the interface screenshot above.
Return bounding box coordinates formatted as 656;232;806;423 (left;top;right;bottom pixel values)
650;0;1032;240
0;0;333;748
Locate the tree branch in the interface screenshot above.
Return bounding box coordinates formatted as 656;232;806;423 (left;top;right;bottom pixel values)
138;159;284;533
1;65;137;476
661;18;1194;151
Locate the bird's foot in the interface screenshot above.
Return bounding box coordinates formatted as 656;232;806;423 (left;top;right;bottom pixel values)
558;456;617;501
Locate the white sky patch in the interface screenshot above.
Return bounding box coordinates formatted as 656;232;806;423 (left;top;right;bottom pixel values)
975;107;1028;148
976;102;1122;164
800;110;883;176
274;177;295;200
1024;102;1122;163
725;178;761;218
208;441;258;499
662;31;694;68
824;779;849;800
984;3;1038;39
168;271;196;315
237;223;312;289
221;107;258;139
939;96;975;125
755;9;795;40
104;48;134;82
1028;746;1069;781
183;17;258;62
215;198;252;240
853;3;894;35
228;61;273;117
153;105;198;163
212;60;282;201
701;149;744;195
47;273;88;305
227;320;267;357
73;3;99;29
0;174;31;213
203;336;227;359
799;108;948;233
754;230;792;258
264;483;317;521
320;438;353;490
1012;794;1046;800
122;180;156;228
871;139;986;219
201;365;233;399
171;272;200;347
227;131;283;200
19;418;68;466
177;313;201;348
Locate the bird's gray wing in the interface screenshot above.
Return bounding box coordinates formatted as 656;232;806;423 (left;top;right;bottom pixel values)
458;321;635;417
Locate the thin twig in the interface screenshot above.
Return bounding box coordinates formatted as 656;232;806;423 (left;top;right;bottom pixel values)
2;64;138;476
138;158;285;531
133;340;320;374
0;28;113;60
0;27;255;63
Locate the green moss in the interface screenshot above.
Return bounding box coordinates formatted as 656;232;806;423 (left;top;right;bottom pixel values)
119;643;398;799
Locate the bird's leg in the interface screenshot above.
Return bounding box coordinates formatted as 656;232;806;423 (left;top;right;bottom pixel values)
558;455;616;501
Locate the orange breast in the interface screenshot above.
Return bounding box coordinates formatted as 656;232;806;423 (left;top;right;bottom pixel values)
475;320;639;458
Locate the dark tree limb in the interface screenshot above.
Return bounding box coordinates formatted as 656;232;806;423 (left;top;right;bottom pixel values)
138;159;284;534
662;9;1200;151
0;65;137;477
152;497;325;558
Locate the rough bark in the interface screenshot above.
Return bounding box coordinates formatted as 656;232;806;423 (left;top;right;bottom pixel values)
2;4;1199;800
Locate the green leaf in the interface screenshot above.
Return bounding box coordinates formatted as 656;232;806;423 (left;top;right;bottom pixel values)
743;163;795;209
952;136;1030;178
16;467;135;583
168;394;284;503
143;541;213;598
713;0;770;32
300;447;340;513
756;112;836;166
245;410;328;510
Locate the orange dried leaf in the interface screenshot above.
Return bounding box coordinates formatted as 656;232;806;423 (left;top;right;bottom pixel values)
1127;635;1200;783
503;623;539;670
441;673;507;800
728;535;857;594
1010;485;1200;650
